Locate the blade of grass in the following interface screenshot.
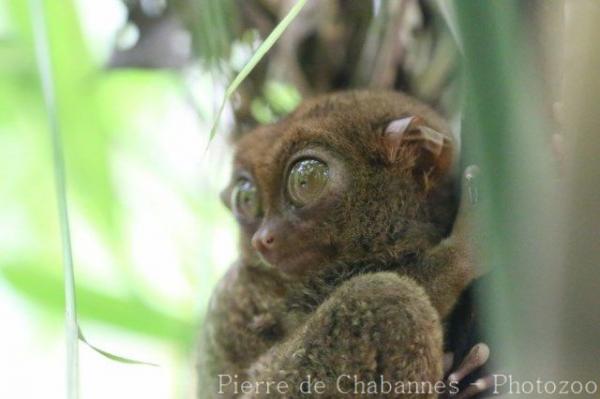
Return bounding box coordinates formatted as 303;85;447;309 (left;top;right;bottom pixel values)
78;329;159;367
28;0;161;385
28;0;79;396
208;0;309;141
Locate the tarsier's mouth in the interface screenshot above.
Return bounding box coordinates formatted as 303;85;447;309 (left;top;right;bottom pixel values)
257;247;330;275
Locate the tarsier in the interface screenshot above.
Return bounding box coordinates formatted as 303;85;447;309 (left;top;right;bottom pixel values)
198;91;490;398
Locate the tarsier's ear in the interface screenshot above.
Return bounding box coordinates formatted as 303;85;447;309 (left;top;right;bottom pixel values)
380;116;453;178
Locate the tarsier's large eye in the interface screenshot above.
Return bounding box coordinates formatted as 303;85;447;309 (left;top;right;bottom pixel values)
287;158;329;207
231;179;260;220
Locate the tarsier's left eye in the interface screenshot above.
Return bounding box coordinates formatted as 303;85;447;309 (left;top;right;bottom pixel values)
231;179;260;220
287;158;329;207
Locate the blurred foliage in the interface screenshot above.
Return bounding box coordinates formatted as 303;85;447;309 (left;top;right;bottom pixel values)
2;261;193;345
0;0;234;359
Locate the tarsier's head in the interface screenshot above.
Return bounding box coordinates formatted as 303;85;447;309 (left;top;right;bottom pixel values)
222;91;458;277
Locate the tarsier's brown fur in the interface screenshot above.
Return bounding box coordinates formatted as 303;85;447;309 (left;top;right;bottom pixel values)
197;91;478;398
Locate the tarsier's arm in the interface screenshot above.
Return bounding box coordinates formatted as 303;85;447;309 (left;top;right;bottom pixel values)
243;272;443;399
415;165;483;319
425;166;494;398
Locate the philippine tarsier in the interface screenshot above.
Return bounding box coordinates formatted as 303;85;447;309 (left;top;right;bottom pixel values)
197;90;490;398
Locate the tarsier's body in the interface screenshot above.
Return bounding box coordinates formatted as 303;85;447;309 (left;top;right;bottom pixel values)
198;91;479;398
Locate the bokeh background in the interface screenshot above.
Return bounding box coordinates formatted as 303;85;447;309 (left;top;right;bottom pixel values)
1;0;240;397
2;0;599;398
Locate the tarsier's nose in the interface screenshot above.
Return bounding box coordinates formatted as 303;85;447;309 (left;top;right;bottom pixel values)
252;227;276;253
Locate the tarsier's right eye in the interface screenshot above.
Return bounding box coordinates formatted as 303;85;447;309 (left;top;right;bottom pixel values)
287;158;329;207
231;179;260;220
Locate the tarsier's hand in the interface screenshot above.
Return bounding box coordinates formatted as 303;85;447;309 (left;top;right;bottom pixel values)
442;343;493;398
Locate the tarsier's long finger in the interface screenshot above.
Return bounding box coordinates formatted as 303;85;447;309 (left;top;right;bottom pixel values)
448;343;490;385
454;375;495;399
